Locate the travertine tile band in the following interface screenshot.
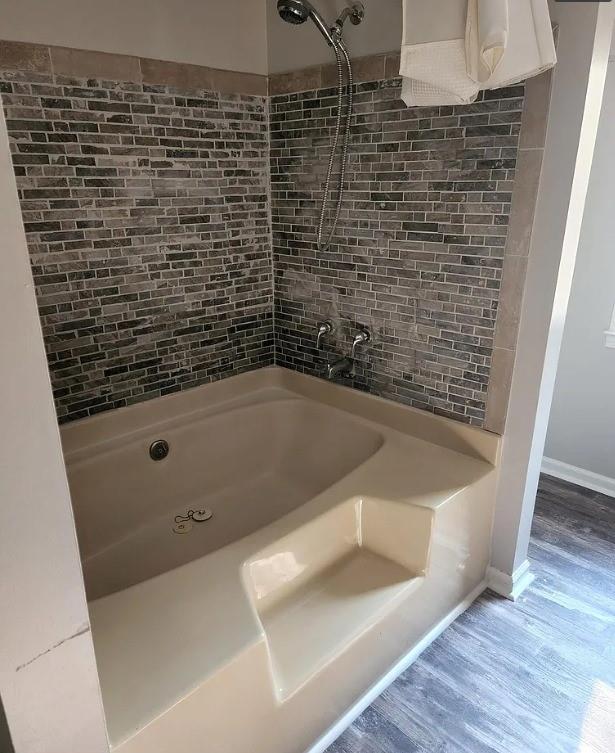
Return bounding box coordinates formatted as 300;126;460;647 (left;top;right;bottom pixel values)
0;40;51;73
0;40;268;96
268;52;401;95
51;46;142;83
484;70;552;433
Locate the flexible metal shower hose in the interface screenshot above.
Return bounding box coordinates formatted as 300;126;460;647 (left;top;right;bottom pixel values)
316;38;353;252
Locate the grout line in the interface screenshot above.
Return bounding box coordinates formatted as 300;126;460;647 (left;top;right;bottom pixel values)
265;94;276;365
47;44;55;77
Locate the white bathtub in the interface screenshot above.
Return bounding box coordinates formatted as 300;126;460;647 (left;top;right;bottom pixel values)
61;366;500;753
67;397;383;600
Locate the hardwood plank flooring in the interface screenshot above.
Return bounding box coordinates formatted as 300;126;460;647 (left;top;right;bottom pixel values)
327;475;615;753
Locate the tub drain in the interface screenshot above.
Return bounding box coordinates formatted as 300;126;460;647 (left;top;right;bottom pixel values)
173;508;213;534
149;439;169;461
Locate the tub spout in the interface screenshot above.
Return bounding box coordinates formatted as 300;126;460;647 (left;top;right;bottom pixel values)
326;356;353;381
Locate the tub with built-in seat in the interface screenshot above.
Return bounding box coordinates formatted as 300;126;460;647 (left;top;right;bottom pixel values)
61;366;500;753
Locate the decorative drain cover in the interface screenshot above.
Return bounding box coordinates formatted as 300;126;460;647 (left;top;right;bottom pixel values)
172;508;213;534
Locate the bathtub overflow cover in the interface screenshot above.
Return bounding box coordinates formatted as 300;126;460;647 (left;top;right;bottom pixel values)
149;439;169;461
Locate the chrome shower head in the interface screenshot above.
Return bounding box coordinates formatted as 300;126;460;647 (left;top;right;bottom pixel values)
277;0;309;24
276;0;336;46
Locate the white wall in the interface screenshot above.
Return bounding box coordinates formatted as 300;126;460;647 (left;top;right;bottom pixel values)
544;61;615;485
0;0;268;74
0;106;109;751
488;1;614;596
267;0;402;73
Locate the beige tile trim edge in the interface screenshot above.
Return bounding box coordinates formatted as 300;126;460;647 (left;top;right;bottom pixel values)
0;39;268;96
268;51;401;95
0;40;403;97
484;70;553;435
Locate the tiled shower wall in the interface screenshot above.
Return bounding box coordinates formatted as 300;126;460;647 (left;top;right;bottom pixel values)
0;51;272;423
1;43;531;428
271;78;524;425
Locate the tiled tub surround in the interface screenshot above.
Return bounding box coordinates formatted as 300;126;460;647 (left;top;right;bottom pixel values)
63;367;500;752
0;44;272;422
0;42;545;431
271;80;525;426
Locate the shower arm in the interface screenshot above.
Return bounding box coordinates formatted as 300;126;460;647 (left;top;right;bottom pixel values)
332;3;365;36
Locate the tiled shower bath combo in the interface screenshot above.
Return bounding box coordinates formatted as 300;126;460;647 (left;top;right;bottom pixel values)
0;5;551;748
1;48;524;426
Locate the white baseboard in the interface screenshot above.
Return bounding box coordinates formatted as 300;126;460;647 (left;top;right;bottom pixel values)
487;560;534;601
303;580;487;753
542;456;615;499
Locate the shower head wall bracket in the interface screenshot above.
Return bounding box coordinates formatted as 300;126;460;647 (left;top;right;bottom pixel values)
276;0;365;47
333;3;365;36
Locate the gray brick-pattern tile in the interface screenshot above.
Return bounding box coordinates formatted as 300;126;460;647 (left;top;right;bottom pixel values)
1;69;273;423
271;79;524;425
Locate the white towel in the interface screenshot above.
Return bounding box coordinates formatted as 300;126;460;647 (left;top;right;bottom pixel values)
479;0;556;89
401;39;479;106
466;0;509;84
399;0;556;108
400;0;479;106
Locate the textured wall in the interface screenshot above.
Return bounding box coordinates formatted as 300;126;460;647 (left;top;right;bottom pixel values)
271;78;524;425
0;66;272;423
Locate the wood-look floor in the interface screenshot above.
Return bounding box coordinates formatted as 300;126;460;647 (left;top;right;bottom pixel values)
327;475;615;753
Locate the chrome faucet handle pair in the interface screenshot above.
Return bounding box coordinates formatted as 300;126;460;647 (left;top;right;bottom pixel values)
316;320;371;354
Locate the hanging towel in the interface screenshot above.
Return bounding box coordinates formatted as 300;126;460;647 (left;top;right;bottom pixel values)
466;0;509;84
400;0;479;106
476;0;556;89
400;0;556;108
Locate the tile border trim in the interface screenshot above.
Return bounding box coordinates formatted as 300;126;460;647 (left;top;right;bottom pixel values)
484;69;553;435
268;51;400;95
0;39;268;96
0;40;403;98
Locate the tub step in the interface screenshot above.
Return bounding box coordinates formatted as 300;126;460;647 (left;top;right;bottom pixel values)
259;547;422;700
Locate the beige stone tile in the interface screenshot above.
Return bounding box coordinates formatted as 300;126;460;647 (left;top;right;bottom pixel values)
268;67;322;96
320;61;340;89
485;347;515;434
519;70;552;149
321;54;385;89
352;54;386;84
0;40;51;73
505;148;543;257
211;69;267;97
140;57;213;91
385;52;401;79
51;46;141;82
493;255;528;351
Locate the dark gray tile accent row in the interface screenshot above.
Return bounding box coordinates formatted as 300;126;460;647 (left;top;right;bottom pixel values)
271;80;524;425
0;68;273;422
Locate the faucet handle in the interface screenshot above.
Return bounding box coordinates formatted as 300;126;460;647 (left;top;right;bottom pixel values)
351;328;370;359
316;320;334;349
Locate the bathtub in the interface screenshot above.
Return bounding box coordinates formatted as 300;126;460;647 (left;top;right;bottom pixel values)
67;396;383;600
62;366;500;753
